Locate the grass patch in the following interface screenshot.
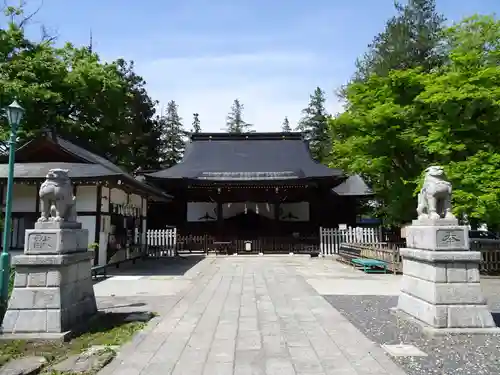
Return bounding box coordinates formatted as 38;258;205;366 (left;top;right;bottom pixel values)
0;311;149;369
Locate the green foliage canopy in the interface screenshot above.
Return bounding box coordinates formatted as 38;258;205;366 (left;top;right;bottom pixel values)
330;15;500;228
0;6;163;171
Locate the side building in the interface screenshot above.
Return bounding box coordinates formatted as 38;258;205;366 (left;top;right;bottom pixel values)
0;133;171;265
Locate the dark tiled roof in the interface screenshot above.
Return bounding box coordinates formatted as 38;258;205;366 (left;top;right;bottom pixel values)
55;137;125;175
147;132;344;181
0;162;121;179
0;135;171;200
332;175;373;196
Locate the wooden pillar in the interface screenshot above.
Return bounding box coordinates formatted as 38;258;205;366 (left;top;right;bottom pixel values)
35;182;41;216
273;199;280;235
94;184;102;266
217;201;223;237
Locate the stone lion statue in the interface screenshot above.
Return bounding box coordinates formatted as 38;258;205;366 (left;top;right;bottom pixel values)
416;165;456;220
38;168;77;222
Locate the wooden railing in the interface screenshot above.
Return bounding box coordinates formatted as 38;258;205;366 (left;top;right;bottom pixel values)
339;243;403;273
471;241;500;274
145;230;320;255
339;240;500;275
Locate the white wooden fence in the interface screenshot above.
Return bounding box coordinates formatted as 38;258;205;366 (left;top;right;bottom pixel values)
320;226;382;256
146;228;177;256
146;226;383;257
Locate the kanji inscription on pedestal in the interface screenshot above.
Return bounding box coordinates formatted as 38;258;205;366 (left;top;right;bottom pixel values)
28;233;55;251
436;229;465;248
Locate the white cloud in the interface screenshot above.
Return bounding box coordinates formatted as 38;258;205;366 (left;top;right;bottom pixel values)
134;51;343;132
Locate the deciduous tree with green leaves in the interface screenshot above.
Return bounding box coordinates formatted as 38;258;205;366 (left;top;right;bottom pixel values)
329;15;500;228
0;5;163;171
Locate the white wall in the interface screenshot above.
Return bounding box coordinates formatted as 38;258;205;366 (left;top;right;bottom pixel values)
187;201;278;221
11;184;37;212
6;183;150;259
279;202;309;221
222;202;275;219
78;215;96;244
5;183;99;214
75;186;97;212
187;202;217;222
101;186;110;213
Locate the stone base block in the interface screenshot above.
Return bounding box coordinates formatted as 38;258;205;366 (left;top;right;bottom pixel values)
24;228;89;254
405;225;468;251
402;258;480;283
400;274;485;304
35;221;82;230
400;248;481;263
411;217;459;227
390;307;500;336
2;251;97;335
397;289;496;329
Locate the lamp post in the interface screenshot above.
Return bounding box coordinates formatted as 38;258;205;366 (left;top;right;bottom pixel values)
0;100;24;306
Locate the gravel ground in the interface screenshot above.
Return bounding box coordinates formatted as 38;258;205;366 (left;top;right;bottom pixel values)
324;294;500;375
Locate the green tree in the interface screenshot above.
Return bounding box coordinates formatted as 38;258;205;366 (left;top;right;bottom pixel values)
329;15;500;228
296;87;330;162
191;113;201;133
281;116;291;132
354;0;445;81
224;99;252;133
329;71;425;224
159;100;185;167
413;15;500;228
0;5;161;171
112;59;163;171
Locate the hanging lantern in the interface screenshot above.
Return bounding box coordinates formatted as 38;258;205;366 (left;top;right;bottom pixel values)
255;203;259;214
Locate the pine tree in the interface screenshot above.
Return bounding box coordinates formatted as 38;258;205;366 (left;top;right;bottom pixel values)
159;100;185;167
191;113;201;133
224;99;253;133
296;87;330;163
281;116;291;132
354;0;445;81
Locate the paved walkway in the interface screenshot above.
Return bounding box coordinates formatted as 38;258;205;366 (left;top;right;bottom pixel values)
99;256;407;375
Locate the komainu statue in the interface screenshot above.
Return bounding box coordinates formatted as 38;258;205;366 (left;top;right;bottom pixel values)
38;168;77;222
416;166;456;220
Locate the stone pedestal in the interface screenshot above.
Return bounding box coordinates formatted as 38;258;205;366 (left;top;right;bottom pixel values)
396;219;498;334
1;221;97;338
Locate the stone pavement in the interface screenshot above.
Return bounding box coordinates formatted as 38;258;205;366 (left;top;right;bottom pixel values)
98;256;407;375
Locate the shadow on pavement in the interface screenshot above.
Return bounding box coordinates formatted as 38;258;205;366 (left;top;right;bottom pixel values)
491;312;500;327
93;254;205;281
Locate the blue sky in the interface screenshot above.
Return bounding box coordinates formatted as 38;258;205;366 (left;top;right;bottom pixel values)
8;0;500;132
